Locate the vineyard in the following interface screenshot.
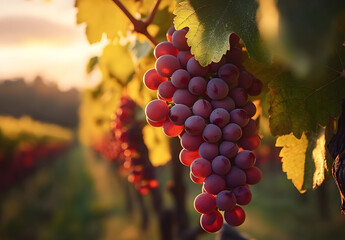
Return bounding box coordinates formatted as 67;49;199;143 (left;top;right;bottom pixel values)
1;0;345;239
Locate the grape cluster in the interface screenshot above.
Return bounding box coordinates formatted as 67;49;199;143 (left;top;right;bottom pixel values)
144;27;263;231
102;96;159;194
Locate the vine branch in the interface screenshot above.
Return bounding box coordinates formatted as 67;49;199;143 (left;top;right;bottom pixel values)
111;0;159;46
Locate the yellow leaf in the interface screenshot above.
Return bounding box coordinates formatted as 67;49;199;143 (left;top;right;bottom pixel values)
143;125;171;166
100;43;135;85
75;0;136;43
311;127;327;188
276;133;308;193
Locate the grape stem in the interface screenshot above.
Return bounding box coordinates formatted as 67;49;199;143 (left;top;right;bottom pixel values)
111;0;160;46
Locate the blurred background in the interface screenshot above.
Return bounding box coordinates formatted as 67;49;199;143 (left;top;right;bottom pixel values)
1;1;345;240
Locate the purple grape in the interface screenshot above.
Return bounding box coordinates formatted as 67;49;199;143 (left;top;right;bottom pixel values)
233;186;252;205
190;158;212;178
247;78;263;96
209;56;226;72
225;166;246;188
194;193;217;214
242;101;256;118
224;206;246;226
173;89;197;107
216;190;236;211
245;166;262;185
240;134;261;150
166;26;175;42
225;47;243;67
184;115;206;135
171;69;191;89
219;141;239;159
230;109;249;127
222;123;242;142
202;124;222;143
199;142;219;160
179;149;200;166
162;118;184;137
145;99;169;122
158;80;177;100
242;119;257;137
211;155;231;175
187;57;209;77
169;104;192;125
218;63;239;88
238;71;253;89
155;55;181;77
210;108;230;128
207;78;229;100
211;97;235;112
172;29;190;51
234;150;256;169
154;41;179;59
143;69;168;90
200;211;223;233
192;99;213;119
203;174;226;195
180;133;204;151
177;50;193;68
188;76;207;95
229;88;248;107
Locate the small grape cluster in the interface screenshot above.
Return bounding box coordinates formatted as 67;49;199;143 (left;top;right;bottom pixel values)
144;27;263;232
110;96;159;194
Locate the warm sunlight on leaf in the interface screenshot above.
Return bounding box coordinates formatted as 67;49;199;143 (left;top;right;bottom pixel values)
143;125;170;166
276;133;308;193
312;127;327;188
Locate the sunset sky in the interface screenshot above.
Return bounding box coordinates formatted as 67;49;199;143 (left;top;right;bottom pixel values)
0;0;105;90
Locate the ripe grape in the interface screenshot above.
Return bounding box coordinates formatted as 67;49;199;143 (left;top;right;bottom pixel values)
187;57;209;77
145;99;169;122
211;97;235;112
225;166;246;188
216;190;236;211
193;99;213;119
180;149;200;166
222;123;242;142
190;158;212;178
158;80;177;100
210;108;230;128
143;69;167;90
173;89;197;107
202;124;222;143
199;142;219;160
154;41;179;59
218;63;239;88
203;174;226;195
162;118;184;137
194;193;217;214
234;150;256;169
230;109;249;127
180;133;204;151
184;115;206;135
169;104;192;125
177;50;193;68
171;69;191;88
229;88;248;107
155;55;181;77
206;78;229;100
219;141;239;159
224;206;246;226
188;76;207;95
172;29;190;51
232;186;252;205
200;211;223;233
211;155;231;175
245;166;262;185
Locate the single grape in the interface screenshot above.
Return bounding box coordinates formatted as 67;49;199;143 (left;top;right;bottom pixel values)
169;104;192;125
190;171;205;184
224;206;246;226
154;41;179;59
241;101;256;118
230;109;249;127
194;193;217;214
199;142;219;160
242;119;257;137
145;99;169;122
171;69;191;89
203;174;226;195
173;89;197;107
210;108;230;128
219;141;239;159
222;123;242;142
172;29;190;51
185;115;206;135
207;78;229;100
246;78;263;96
225;166;246;188
143;69;167;90
188;76;207;95
162;118;184;137
190;158;212;178
245;166;262;185
166;26;175;42
179;149;200;166
155;55;181;77
240;134;261;150
232;186;252;205
211;97;235;112
158;81;177;100
193;99;213;119
177;50;193;68
216;190;236;211
187;57;209;77
202;124;222;143
229;88;248;107
180;133;204;151
238;71;253;89
211;155;231;175
200;211;223;233
218;63;239;89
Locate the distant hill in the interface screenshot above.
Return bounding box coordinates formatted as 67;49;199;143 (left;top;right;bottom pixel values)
0;77;79;128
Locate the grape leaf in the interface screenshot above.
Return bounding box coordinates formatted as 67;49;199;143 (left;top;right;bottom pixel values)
276;128;331;193
267;59;345;138
75;0;136;43
173;0;270;66
99;43;135;86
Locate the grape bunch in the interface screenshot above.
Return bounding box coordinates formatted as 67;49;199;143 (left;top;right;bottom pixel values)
102;96;159;194
143;26;263;232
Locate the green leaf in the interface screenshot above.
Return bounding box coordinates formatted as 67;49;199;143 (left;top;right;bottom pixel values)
276;127;331;193
75;0;136;43
86;56;99;74
173;0;270;66
99;43;135;86
267;47;345;138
